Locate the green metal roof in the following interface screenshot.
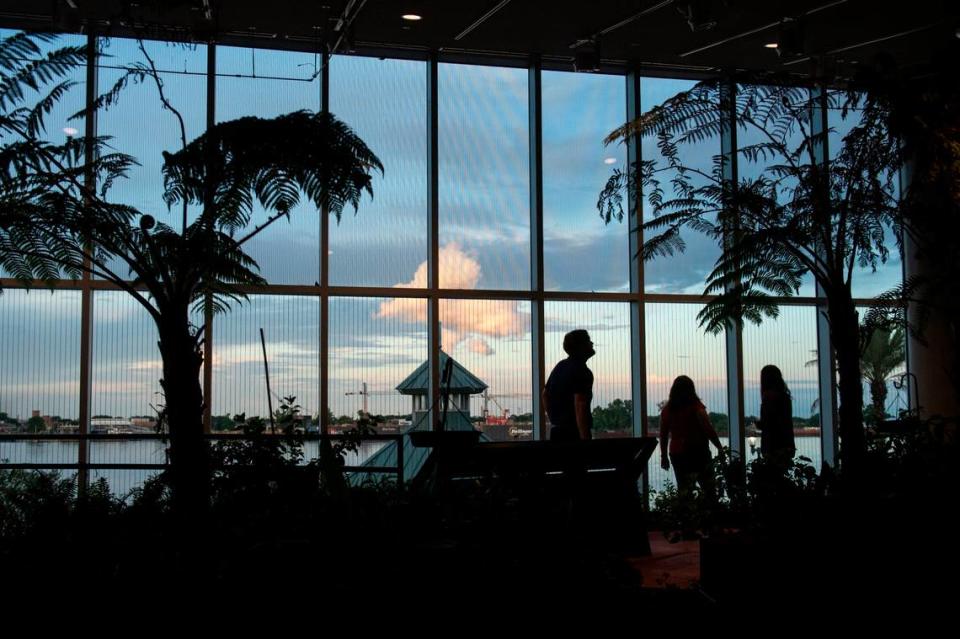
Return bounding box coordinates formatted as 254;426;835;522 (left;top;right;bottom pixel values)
352;413;489;485
395;351;487;395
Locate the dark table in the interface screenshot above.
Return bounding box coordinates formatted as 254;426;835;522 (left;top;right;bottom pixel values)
410;432;657;555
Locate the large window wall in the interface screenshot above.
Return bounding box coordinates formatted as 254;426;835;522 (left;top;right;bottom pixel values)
0;31;904;494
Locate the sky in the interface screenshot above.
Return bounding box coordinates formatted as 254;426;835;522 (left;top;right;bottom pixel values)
0;33;907;422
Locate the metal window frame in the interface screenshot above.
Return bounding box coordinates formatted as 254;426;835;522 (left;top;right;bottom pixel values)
0;32;881;496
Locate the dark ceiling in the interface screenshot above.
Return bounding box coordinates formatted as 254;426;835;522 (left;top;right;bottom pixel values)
1;1;958;79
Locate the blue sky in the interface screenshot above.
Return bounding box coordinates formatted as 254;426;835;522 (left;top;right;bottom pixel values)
0;33;905;422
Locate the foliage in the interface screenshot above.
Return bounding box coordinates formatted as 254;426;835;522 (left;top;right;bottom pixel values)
592;398;632;432
1;33;136;285
860;326;906;421
211;414;235;431
648;411;730;436
318;410;380;495
0;468;77;538
860;415;960;498
25;415;45;433
859;58;960;405
599;77;903;468
591;399;737;435
651;446;820;540
599;82;899;328
0;31;382;509
651;480;718;541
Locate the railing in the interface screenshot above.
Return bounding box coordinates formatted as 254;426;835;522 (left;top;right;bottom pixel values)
0;432;405;494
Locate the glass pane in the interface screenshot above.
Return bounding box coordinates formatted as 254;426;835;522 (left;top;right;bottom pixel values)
329;296;427;423
641;78;722;293
542;71;629;292
737;84;815;296
212;294;320;422
440;299;532;440
96;38;207;247
0;289;82;427
645;303;727;494
91;291;164;428
857;306;908;424
328;56;427;287
0;32;86;279
439;63;529;290
329;296;427;480
829;99;903;298
0;288;81;470
544;301;633;438
742;305;821;465
216;46;322;285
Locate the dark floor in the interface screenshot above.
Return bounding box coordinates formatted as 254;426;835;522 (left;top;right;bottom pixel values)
626;532;701;589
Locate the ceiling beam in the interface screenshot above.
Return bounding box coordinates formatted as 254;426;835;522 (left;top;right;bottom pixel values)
781;21;941;66
332;0;368;54
678;0;848;58
569;0;674;49
455;0;512;41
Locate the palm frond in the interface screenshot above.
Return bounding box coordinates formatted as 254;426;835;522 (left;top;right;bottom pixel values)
162;111;383;235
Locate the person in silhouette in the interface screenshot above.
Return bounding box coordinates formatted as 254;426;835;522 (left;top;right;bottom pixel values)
758;364;796;463
659;375;724;497
542;329;595;442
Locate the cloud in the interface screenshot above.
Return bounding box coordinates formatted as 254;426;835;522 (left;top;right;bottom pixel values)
128;359;163;372
212;340;318;369
467;338;494;356
375;243;527;354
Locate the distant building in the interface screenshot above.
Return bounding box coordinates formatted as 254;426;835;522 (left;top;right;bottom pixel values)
30;409;58;431
357;351;490;484
90;417;132;434
395;350;488;431
130;417;157;430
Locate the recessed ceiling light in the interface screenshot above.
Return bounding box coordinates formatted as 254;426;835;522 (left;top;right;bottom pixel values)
603;157;617;165
402;14;422;21
63;127;79;136
764;42;779;49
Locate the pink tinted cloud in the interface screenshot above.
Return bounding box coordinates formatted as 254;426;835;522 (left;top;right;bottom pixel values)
467;338;494;356
376;244;525;355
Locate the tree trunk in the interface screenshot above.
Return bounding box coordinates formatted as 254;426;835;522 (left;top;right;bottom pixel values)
157;306;209;523
829;296;866;473
870;378;888;419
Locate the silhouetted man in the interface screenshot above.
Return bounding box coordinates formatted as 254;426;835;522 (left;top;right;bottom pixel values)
542;329;595;441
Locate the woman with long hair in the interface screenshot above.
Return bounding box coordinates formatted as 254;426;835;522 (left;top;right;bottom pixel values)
758;364;796;461
659;375;724;495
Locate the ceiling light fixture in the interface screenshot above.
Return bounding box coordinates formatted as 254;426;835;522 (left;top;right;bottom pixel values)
676;0;717;33
573;38;601;72
402;14;422;21
764;42;779;49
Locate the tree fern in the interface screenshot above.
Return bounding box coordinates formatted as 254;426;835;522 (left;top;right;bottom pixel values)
599;73;904;468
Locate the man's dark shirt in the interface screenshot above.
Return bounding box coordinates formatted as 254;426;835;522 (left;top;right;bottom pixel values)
545;357;593;440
